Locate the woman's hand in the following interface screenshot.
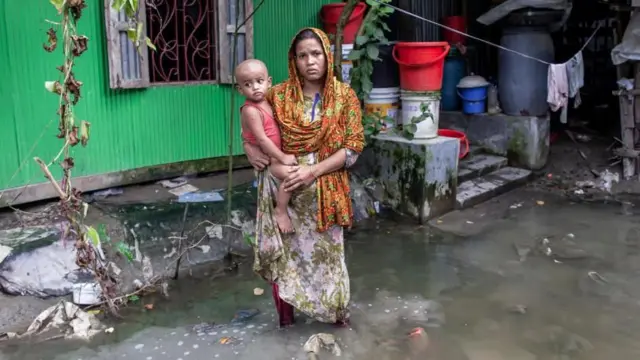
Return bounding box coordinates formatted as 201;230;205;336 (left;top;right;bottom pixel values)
283;165;316;192
243;142;270;170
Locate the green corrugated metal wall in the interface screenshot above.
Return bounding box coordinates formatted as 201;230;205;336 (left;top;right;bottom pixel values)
0;0;335;191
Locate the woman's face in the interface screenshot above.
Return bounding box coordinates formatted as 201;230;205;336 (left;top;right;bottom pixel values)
294;38;327;83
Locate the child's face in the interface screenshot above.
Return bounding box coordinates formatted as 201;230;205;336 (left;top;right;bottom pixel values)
236;65;272;102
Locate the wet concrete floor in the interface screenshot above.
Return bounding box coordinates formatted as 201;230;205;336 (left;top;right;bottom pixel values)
3;190;640;359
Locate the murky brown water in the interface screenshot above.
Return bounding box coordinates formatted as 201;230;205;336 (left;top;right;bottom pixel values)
3;194;640;359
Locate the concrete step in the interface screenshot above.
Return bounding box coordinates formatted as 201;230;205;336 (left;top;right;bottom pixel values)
458;154;508;183
456;167;532;209
468;145;485;156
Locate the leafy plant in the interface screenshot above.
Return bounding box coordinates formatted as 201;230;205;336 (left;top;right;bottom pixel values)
97;224;135;263
243;233;256;247
400;102;435;140
348;0;394;101
111;0;156;52
363;113;394;143
41;0;122;316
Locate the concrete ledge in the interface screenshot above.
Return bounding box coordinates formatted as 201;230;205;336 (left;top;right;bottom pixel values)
358;134;460;223
440;111;550;170
0;156;250;208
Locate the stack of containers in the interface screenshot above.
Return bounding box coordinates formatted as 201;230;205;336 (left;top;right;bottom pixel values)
392;42;450;139
363;42;400;130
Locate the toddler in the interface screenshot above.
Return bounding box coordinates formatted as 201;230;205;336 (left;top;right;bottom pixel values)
236;59;297;234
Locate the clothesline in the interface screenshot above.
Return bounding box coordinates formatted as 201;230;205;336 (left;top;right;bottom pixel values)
373;0;602;66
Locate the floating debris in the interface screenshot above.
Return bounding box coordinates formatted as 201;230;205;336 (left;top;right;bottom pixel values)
232;309;260;324
178;191;224;203
304;333;342;359
507;305;528;315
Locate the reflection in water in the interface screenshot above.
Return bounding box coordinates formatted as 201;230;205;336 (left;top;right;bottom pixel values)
4;198;640;359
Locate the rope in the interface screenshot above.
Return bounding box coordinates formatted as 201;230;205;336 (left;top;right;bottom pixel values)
375;0;602;66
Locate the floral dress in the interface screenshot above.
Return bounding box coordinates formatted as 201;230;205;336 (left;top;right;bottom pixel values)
253;95;359;324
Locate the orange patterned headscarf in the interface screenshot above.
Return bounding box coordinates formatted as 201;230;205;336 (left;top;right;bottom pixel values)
267;28;365;232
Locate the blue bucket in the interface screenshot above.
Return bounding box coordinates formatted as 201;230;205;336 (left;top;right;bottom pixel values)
457;86;488;114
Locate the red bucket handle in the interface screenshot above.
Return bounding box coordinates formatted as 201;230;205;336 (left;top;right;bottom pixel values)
320;4;367;24
459;135;470;159
392;44;451;67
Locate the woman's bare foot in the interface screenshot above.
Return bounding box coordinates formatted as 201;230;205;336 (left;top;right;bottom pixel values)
275;207;294;234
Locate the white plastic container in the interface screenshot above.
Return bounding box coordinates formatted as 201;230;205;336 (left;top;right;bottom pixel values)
364;87;400;129
330;43;354;84
72;282;102;306
400;90;441;139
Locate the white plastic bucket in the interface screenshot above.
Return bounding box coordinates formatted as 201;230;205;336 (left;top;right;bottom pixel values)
400;90;441;139
364;87;400;129
72;282;102;306
330;44;354;84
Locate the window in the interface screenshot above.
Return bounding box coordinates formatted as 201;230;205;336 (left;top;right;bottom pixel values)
104;0;254;89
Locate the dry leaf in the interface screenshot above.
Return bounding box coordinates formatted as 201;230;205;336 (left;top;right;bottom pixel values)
220;337;233;345
71;35;88;57
43;28;57;52
253;287;264;296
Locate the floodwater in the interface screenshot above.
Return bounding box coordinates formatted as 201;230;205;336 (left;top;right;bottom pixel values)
3;193;640;359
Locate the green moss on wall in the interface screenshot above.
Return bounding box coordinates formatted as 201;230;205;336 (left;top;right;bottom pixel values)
507;128;528;166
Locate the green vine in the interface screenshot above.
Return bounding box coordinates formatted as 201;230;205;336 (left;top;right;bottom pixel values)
363;112;394;143
362;102;435;142
346;0;394;144
400;102;435;140
348;0;393;101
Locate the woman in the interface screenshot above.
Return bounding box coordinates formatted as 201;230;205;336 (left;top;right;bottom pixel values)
243;27;365;327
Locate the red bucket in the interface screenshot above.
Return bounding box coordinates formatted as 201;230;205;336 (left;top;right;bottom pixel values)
321;3;367;44
443;16;466;45
393;42;450;91
438;129;469;159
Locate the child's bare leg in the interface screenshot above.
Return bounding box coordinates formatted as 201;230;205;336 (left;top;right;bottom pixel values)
270;162;294;233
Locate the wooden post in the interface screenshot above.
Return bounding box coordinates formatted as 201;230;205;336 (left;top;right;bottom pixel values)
619;94;635;179
634;62;640;176
619;62;637;179
611;5;636;179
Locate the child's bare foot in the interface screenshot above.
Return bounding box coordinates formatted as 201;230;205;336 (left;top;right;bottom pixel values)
275;207;294;234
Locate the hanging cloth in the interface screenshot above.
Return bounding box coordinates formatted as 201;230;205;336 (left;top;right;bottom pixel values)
547;63;569;124
566;51;584;108
547;63;568;109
